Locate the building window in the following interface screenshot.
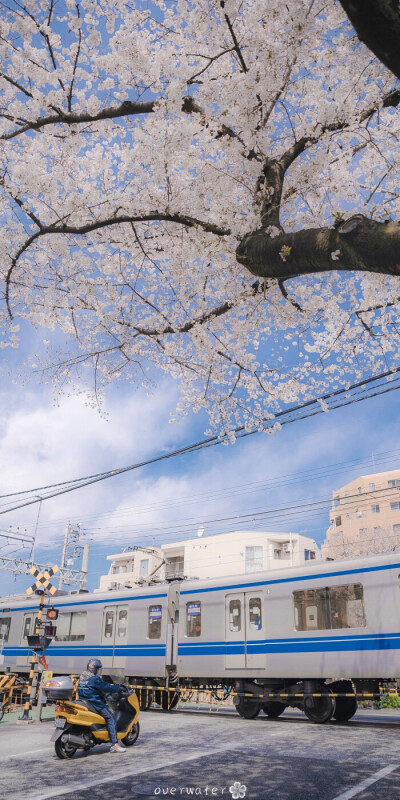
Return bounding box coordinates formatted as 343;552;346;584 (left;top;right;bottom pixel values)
186;602;201;637
391;502;400;511
140;559;149;576
148;605;162;639
274;548;281;560
358;487;362;494
229;599;241;632
369;483;375;491
56;611;87;641
335;516;342;527
0;617;11;642
373;526;382;535
359;528;368;536
293;584;365;631
371;504;380;514
389;479;400;488
165;556;184;579
393;524;400;535
356;509;362;518
304;549;316;560
246;546;263;572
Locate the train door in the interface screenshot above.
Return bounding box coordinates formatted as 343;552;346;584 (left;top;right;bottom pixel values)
101;605;128;670
225;592;265;669
17;613;34;666
112;606;128;670
101;606;116;668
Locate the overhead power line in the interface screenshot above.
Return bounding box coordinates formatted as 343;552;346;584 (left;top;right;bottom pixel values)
1;366;400;516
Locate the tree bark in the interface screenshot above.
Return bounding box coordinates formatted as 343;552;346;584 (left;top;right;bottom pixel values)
236;215;400;279
340;0;400;80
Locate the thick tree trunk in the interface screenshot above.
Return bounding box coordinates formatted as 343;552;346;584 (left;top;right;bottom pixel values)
236;215;400;279
340;0;400;80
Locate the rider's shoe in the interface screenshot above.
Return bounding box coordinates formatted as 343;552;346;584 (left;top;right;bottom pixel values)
110;742;127;753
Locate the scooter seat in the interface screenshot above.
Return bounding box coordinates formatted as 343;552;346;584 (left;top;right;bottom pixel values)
73;699;99;714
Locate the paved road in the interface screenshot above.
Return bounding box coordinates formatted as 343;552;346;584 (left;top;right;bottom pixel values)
1;708;400;800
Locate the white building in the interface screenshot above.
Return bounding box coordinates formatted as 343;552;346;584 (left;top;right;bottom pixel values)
95;547;164;593
95;530;320;591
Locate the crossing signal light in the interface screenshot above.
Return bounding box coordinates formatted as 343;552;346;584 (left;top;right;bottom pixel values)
46;607;58;620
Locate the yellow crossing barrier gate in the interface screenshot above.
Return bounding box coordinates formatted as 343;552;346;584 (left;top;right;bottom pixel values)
0;673;28;720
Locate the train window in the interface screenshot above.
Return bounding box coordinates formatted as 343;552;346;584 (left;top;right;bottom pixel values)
117;609;128;638
148;605;162;639
249;598;262;631
330;584;365;628
104;610;114;638
0;617;11;642
55;612;87;641
229;599;241;632
186;602;201;637
22;616;32;640
293;588;329;631
293;584;366;631
69;611;87;641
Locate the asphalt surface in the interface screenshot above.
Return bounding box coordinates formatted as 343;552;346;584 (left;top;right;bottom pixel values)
1;708;400;800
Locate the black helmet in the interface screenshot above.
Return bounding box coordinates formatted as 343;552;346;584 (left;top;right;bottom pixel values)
87;658;102;675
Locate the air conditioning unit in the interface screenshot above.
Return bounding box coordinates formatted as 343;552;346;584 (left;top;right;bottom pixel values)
283;543;293;552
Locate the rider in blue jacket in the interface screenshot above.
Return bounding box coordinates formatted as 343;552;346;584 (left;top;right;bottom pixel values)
78;658;126;753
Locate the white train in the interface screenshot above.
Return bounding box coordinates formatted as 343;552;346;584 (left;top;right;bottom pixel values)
1;551;399;723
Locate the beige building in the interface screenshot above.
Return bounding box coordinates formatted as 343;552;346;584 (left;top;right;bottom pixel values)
322;469;400;559
96;530;320;591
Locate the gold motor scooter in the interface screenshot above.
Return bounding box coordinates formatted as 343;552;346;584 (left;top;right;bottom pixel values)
49;682;140;759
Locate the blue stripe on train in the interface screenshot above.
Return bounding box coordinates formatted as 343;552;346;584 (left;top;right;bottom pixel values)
3;644;166;658
178;632;400;656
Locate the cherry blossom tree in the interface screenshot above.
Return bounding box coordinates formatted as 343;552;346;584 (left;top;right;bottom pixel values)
1;0;400;435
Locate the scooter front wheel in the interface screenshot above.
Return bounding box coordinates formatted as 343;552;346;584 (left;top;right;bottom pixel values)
55;737;78;759
122;722;140;746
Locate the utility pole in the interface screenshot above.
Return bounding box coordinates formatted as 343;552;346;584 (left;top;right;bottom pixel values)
80;544;89;590
59;522;88;590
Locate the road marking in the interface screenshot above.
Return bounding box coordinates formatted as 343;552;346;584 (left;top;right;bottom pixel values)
26;743;239;800
0;747;47;761
332;764;400;800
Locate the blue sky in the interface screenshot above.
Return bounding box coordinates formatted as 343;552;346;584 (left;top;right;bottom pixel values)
1;332;400;595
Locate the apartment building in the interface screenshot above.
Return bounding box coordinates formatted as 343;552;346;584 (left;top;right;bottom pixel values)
321;469;400;559
96;530;320;591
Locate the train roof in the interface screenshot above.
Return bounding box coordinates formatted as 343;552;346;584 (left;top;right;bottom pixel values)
1;551;400;610
0;581;172;612
178;550;400;593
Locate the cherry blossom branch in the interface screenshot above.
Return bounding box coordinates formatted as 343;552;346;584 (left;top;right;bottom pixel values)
5;209;231;317
259;87;400;229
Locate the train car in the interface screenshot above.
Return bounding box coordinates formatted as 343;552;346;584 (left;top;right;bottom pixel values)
0;583;179;688
175;551;400;721
1;551;400;722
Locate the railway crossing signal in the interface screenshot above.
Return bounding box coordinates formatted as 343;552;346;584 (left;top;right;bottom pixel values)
27;565;58;596
18;564;59;723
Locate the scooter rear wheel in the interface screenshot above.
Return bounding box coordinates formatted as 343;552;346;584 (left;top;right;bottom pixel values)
122;722;140;746
55;737;78;759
